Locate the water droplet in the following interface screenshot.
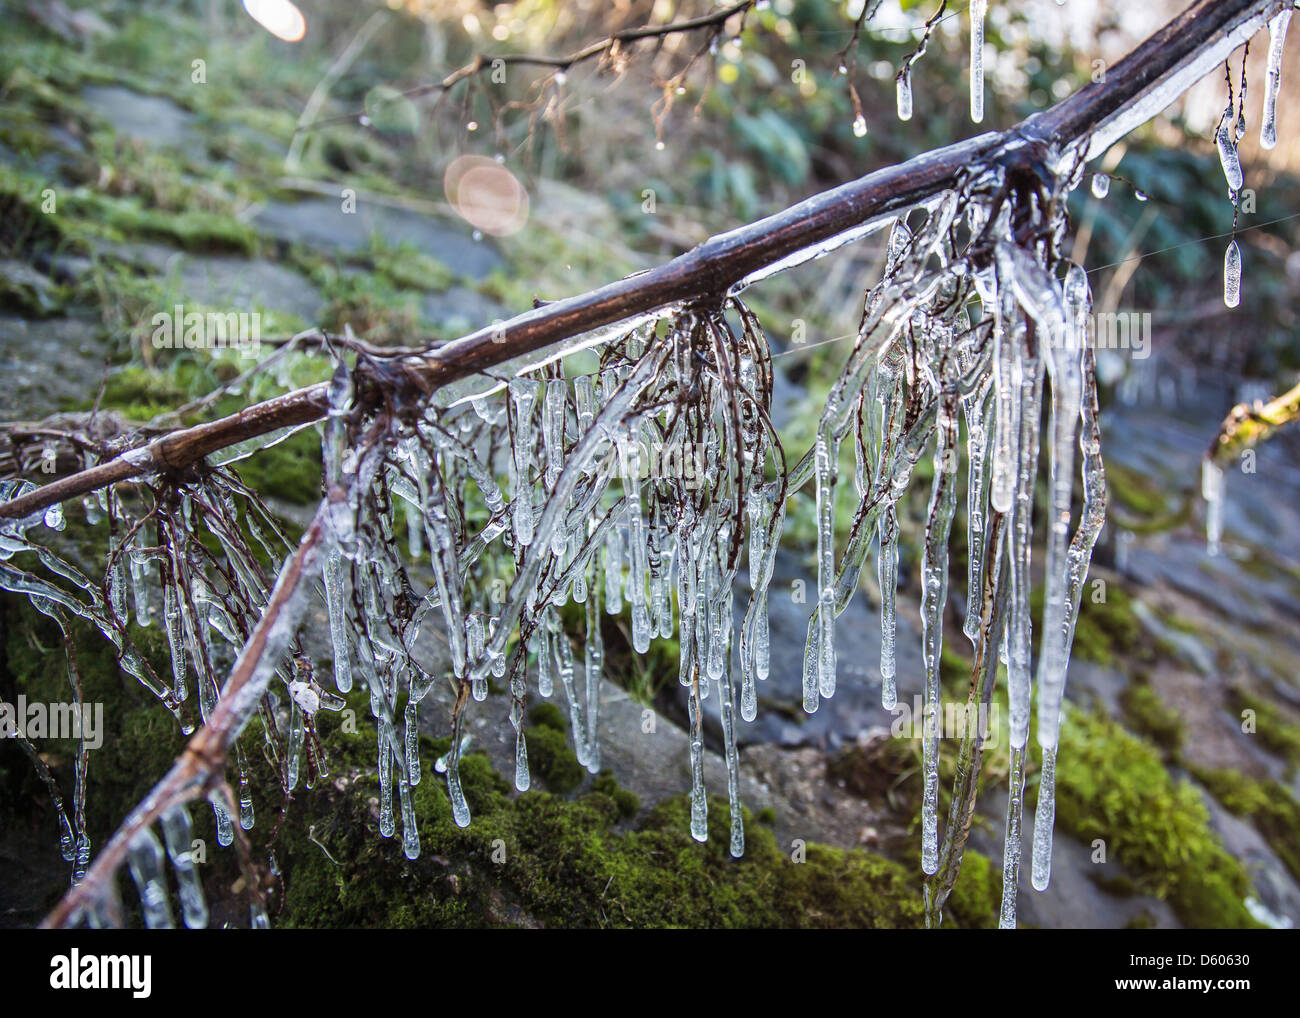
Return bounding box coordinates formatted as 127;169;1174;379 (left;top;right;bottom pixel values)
472;229;483;242
466;120;479;131
852;115;867;138
359;115;371;127
655;140;665;151
1091;173;1110;199
1134;189;1149;202
554;70;567;85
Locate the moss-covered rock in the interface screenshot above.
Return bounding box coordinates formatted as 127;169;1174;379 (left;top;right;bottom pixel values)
1191;765;1300;882
1055;709;1261;928
272;718;932;928
1225;684;1300;773
1119;677;1184;754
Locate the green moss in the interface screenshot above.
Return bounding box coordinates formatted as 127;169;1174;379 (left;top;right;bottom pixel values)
229;425;323;506
278;723;929;928
94;199;258;256
1225;685;1300;772
591;771;640;820
1119;679;1184;754
527;702;566;733
1192;766;1300;882
1106;461;1169;517
944;849;1000;929
0;592;185;851
523;716;585;794
1054;709;1261;928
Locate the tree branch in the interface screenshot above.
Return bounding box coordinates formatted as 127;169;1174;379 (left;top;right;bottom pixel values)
0;0;1281;529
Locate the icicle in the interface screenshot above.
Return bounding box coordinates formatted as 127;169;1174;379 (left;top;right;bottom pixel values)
626;470;651;653
405;700;421;786
1224;239;1242;309
1262;9;1293;150
509;379;537;547
999;745;1027;928
716;617;745;859
377;725;394;838
160;805;207;929
584;576;603;773
468;612;487;701
990;293;1021;514
323;546;352;694
129;528;151;627
535;623;554;697
963;382;993;643
445;717;472;828
1034;265;1088;751
811;433;836;708
126;827;174;929
604;525;624;615
552;612;590;768
1030;745;1058;891
398;773;420;860
162;580;189;703
544;377;567;493
896;65;914;122
210;791;234;847
1203;459;1226;556
920;393;959;876
970;0;987;124
509;649;531;791
688;671;708;843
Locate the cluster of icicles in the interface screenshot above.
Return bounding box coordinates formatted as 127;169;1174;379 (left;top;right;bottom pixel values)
0;451;333;928
2;147;1113;928
896;1;1292;320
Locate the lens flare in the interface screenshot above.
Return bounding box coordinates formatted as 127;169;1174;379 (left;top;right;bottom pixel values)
444;155;529;237
241;0;306;43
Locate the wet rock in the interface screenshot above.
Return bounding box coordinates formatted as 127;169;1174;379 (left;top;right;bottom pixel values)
421;286;509;335
80;85;198;149
675;547;926;750
0;314;105;419
94;241;324;323
251;197;504;280
971;787;1181;930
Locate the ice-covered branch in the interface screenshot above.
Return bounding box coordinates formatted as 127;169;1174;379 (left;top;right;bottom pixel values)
0;0;1279;525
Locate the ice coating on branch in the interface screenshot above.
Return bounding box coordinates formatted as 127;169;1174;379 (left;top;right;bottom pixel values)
1263;9;1293;150
1216;109;1244;193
